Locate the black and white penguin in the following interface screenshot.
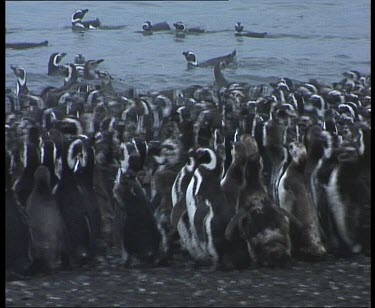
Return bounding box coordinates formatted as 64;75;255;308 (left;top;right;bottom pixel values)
112;142;162;266
53;138;95;265
326;127;371;256
277;141;326;260
40;139;60;189
47;52;67;76
186;147;245;269
173;21;205;35
170;148;198;249
12;141;41;207
10;65;30;99
142;20;171;34
26;165;68;273
234;22;267;38
182;50;236;69
82;59;105;80
71;9;101;30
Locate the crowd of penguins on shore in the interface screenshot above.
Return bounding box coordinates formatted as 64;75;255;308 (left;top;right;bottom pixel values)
5;43;371;279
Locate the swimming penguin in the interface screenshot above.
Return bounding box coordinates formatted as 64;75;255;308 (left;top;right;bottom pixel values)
26;165;68;273
234;22;267;38
112;142;161;267
6;40;49;50
71;9;101;30
142;20;171;34
48;52;68;76
277;141;326;260
182;50;236;69
173;21;205;35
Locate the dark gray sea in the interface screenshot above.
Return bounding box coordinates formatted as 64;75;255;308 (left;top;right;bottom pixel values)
6;0;371;94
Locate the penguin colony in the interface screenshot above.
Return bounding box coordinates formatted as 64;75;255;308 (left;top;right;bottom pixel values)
6;9;371;278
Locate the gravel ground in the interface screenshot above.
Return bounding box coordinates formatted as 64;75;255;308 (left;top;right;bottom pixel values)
5;251;371;307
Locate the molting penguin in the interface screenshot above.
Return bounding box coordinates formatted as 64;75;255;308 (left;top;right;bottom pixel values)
214;61;230;88
182;50;236;69
234;22;267;38
26;165;68;273
71;9;101;30
277;141;326;260
48;52;67;76
225;135;294;268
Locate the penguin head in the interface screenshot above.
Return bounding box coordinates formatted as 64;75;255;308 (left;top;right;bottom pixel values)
40;139;57;168
182;51;197;67
10;65;27;85
288;142;307;164
119;142;141;175
72;9;89;23
173;21;185;31
67;138;83;172
74;54;86;65
235;22;244;33
33;165;51;190
142;21;152;31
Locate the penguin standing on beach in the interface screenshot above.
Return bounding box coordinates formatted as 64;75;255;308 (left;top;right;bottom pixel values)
26;165;68;273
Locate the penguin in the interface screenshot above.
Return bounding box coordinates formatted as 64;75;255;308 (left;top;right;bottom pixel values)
74;137;102;253
112;142;162;266
40;139;60;189
186;147;245;269
277;141;326;260
213;61;230;88
326;127;371;256
48;52;67;76
170;148;198;247
12;141;41;207
83;59;105;80
225;135;294;268
234;22;267;38
26;165;68;273
10;65;30;99
71;9;101;30
74;54;86;65
173;21;205;35
182;50;236;69
6;151;33;279
142;20;170;34
220;140;247;208
53;138;95;265
6;40;48;50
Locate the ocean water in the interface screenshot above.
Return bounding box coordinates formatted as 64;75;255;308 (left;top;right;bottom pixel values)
6;0;371;93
